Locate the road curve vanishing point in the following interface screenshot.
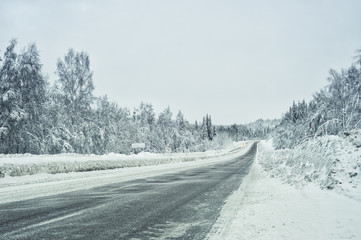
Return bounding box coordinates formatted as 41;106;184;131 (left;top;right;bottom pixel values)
0;143;257;240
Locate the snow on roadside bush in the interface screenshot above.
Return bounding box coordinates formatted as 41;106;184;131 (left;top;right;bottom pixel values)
0;142;244;178
258;131;361;200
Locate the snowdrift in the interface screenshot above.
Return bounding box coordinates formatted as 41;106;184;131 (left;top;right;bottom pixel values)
207;141;361;240
0;143;245;178
259;130;361;200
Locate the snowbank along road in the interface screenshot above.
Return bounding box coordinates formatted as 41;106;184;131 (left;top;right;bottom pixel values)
0;143;257;240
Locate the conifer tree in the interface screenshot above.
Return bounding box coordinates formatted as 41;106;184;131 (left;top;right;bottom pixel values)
201;116;208;140
0;40;25;153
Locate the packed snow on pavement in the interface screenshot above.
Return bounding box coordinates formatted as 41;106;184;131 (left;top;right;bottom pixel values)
207;134;361;240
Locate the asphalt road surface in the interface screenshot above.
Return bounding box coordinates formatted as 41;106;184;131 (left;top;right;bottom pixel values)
0;143;257;240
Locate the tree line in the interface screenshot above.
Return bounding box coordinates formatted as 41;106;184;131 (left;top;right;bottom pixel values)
217;119;280;141
0;40;224;154
272;48;361;149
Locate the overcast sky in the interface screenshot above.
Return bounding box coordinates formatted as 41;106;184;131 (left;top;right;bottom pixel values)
1;0;361;125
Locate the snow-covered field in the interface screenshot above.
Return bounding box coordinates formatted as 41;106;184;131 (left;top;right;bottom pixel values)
207;134;361;240
0;142;251;204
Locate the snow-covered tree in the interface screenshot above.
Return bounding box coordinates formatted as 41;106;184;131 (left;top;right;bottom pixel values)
272;47;361;149
138;102;155;128
17;43;48;153
56;49;94;127
0;40;25;153
56;49;95;152
176;110;186;132
201;116;208;140
0;39;234;155
206;114;214;140
157;106;173;152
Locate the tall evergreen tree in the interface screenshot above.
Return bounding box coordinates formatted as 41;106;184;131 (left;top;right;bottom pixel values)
0;40;25;153
17;43;48;153
206;114;214;140
176;111;185;132
201;116;208;140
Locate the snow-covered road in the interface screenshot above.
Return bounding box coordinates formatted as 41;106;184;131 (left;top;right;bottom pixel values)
0;143;251;204
0;143;256;239
2;139;359;239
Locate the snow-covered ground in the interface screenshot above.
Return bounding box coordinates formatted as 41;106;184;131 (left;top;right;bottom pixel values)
0;142;244;178
2;135;361;239
0;142;251;204
207;135;361;240
260;132;361;201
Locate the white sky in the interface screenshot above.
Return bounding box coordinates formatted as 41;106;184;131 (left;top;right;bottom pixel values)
1;0;361;125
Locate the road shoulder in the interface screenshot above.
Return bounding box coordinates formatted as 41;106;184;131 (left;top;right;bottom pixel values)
206;145;361;240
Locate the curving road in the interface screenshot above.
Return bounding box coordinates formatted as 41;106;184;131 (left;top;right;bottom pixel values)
0;143;257;240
